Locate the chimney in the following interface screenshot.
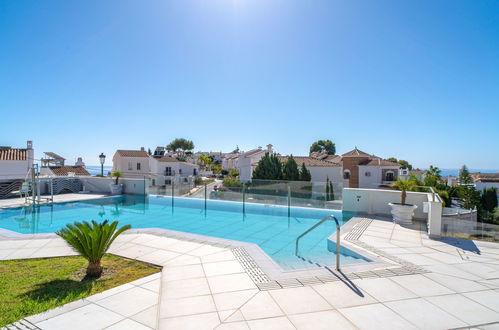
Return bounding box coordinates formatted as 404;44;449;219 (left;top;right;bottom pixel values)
27;140;33;149
140;147;145;151
266;144;273;153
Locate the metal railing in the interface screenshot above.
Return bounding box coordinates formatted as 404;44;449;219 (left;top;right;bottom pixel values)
295;215;341;271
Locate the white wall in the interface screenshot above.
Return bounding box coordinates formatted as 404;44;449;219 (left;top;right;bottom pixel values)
112;155;150;178
0;160;30;181
80;176;146;195
342;188;433;220
308;166;342;183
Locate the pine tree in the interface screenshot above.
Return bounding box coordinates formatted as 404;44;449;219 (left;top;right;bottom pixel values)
282;155;300;181
459;165;472;184
299;163;311;181
252;153;283;180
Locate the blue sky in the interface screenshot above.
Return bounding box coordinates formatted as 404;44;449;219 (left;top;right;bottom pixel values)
1;0;498;168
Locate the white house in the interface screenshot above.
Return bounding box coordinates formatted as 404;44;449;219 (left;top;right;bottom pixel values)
278;156;342;183
0;141;34;182
339;148;401;188
236;145;272;182
112;148;200;184
471;172;499;193
112;148;151;179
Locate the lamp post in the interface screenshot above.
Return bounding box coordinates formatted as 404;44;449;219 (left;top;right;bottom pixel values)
99;153;106;176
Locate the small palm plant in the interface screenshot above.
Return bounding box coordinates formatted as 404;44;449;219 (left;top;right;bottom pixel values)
390;178;417;205
111;171;123;185
56;220;131;278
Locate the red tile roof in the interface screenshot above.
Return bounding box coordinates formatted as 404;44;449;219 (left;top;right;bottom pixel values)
48;166;90;176
341;148;372;157
116;150;149;158
471;172;499;182
360;158;400;167
0;147;28;161
278;156;340;167
156;156;179;163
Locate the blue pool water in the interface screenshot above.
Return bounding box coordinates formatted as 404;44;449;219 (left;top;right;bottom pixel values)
0;195;370;270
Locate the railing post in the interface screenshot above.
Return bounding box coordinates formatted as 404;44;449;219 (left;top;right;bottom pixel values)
204;183;207;213
171;181;174;209
287;183;291;218
242;183;246;216
336;223;340;271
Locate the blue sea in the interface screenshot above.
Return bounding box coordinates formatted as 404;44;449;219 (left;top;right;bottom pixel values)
430;168;499;177
85;165;112;176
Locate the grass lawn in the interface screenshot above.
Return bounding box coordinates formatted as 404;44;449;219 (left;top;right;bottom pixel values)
0;254;161;327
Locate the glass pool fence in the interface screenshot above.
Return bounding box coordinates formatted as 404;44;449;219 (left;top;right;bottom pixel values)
147;176;343;212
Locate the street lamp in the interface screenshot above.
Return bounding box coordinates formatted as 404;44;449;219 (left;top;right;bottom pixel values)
99;153;106;176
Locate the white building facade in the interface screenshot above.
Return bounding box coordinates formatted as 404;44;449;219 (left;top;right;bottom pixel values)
0;141;34;182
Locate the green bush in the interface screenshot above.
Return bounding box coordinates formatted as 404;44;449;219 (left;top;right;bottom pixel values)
222;177;243;187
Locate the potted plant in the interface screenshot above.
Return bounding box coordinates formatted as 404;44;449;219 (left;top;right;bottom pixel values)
388;178;418;224
110;171;123;195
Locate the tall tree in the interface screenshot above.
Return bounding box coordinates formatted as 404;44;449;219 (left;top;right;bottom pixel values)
387;157;398;163
252;153;283;180
309;140;336;155
424;165;441;187
198;154;212;169
282;155;300;181
459;165;473;184
458;185;480;210
166;138;194;154
481;188;498;213
397;160;413;170
299;163;311;181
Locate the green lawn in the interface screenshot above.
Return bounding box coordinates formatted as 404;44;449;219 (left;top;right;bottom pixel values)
0;255;161;327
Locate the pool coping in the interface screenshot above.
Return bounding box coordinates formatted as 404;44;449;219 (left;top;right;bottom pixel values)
0;217;427;290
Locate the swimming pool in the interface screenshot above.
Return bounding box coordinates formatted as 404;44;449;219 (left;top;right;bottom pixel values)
0;195;370;270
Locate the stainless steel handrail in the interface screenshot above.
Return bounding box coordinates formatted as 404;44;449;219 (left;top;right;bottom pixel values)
295;215;341;271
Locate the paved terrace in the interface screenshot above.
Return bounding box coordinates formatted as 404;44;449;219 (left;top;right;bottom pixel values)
0;203;498;329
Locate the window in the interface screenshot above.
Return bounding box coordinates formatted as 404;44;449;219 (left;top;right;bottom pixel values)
386;171;394;181
343;170;350;180
179;169;182;175
165;179;171;185
165;167;172;176
365;171;371;177
128;162;133;170
193;168;197;176
136;162;141;170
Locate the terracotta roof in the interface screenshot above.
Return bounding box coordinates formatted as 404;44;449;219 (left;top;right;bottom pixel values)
471;172;499;183
0;147;28;161
341;148;372;158
359;157;400;167
279;156;340;167
48;166;90;176
116;150;149;158
156;156;179;163
242;149;265;157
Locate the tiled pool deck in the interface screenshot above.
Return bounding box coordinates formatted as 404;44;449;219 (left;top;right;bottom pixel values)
1;194;499;329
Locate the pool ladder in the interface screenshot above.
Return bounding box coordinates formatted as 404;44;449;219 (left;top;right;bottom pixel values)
295;215;341;271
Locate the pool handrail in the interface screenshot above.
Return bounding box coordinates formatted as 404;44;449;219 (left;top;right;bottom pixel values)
295;214;341;271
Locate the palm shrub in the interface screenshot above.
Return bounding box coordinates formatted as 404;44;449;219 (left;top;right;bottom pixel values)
390;178;417;205
111;171;123;185
56;220;131;278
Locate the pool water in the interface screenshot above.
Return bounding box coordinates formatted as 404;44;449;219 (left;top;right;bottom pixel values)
0;195;370;270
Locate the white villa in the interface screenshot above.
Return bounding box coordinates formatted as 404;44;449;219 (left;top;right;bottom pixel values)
230;144;401;188
235;145;272;182
112;148;200;184
0;141;34;182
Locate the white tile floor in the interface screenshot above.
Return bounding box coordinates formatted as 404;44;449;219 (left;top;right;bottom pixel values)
1;215;499;329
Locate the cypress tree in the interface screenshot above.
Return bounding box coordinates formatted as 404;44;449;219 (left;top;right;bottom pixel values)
299;163;311;181
252;153;283;180
459;165;472;184
283;155;300;181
